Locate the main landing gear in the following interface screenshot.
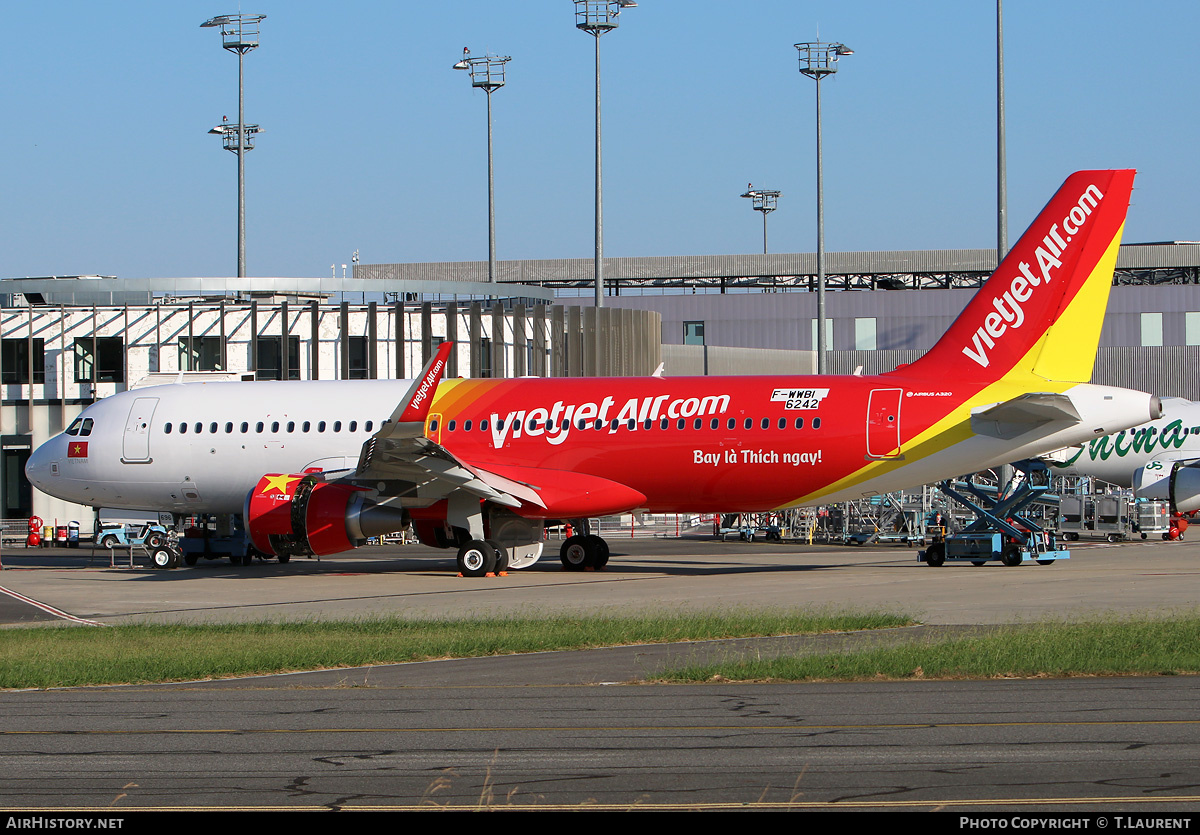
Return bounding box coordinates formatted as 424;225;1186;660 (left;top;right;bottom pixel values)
559;534;610;571
455;539;512;577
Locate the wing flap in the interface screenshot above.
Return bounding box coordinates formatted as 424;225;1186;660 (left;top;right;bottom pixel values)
468;462;647;518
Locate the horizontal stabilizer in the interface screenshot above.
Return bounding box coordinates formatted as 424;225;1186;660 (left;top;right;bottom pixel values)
971;393;1081;440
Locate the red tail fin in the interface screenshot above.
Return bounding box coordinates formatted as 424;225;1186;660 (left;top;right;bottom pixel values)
898;170;1134;384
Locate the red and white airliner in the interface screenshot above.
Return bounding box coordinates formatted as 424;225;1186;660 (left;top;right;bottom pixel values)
27;170;1161;574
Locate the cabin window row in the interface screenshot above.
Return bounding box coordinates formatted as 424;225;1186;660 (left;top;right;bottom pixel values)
162;420;375;435
433;416;822;433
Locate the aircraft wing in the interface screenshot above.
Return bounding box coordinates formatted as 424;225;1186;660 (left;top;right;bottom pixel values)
356;432;528;509
970;392;1082;440
357;434;645;518
355;341;645;517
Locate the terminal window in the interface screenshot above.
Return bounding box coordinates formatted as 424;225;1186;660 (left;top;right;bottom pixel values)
854;318;877;351
1186;312;1200;346
346;336;370;379
74;337;124;383
810;318;834;350
1;338;45;384
478;337;493;378
255;336;301;380
1140;312;1164;347
683;321;705;346
178;336;225;371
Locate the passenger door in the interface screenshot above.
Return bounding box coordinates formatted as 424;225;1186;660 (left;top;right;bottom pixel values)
866;389;902;459
122;397;159;462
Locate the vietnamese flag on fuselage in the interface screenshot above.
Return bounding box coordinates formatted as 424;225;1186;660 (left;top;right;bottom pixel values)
67;441;88;458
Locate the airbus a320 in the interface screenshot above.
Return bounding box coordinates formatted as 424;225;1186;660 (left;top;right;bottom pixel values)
27;170;1161;574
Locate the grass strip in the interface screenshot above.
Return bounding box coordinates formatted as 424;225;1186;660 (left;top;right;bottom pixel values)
0;610;911;689
660;616;1200;682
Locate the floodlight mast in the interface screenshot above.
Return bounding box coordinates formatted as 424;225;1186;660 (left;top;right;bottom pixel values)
740;187;782;254
574;0;636;308
795;40;852;375
202;13;266;279
454;50;512;294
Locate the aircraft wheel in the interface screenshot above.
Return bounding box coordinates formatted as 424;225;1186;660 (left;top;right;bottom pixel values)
486;539;510;572
277;552;291;564
924;543;945;567
100;535;119;549
1002;546;1024;567
560;536;592;571
183;553;199;566
587;535;610;568
457;539;496;577
151;548;178;570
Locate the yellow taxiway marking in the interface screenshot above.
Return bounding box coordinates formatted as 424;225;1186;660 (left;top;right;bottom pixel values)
5;718;1200;735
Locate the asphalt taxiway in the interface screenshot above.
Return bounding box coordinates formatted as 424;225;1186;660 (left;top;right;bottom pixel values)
2;536;1198;811
1;535;1197;626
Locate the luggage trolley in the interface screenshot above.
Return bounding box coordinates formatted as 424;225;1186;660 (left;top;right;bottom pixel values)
919;460;1069;567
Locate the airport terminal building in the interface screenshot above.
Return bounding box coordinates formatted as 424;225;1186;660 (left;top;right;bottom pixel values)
3;241;1198;523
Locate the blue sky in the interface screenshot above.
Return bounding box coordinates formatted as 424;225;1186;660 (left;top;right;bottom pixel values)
2;1;1196;278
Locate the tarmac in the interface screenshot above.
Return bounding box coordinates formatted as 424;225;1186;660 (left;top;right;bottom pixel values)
0;534;1196;627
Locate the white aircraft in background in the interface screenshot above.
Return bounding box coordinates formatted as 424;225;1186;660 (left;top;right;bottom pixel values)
25;170;1162;574
1046;396;1200;512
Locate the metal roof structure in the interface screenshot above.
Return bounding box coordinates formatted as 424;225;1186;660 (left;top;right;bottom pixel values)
356;243;1200;293
4;243;1197;307
0;275;556;307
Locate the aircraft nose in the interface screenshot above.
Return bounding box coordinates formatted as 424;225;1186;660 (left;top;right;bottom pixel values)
25;439;58;493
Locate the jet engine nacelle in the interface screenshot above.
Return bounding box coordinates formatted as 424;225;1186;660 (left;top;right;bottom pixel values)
244;473;408;558
1133;461;1200;513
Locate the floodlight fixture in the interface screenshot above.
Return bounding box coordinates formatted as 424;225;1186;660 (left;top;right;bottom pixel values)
573;0;636;308
453;50;513;289
795;40;852;374
202;12;266;279
740;186;783;254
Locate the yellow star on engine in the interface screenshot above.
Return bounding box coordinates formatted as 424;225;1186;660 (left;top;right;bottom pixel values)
261;474;301;494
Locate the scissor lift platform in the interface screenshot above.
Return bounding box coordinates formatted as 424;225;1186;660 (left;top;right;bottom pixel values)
919;460;1070;567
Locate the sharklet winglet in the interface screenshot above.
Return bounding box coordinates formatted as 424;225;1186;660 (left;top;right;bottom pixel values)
381;341;453;434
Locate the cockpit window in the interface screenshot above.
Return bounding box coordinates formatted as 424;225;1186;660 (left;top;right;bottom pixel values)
66;418;83;436
80;418;94;436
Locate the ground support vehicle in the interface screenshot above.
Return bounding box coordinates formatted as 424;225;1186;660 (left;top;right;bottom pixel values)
1058;494;1136;542
94;522;182;569
919;460;1070;567
715;513;783;542
1136;501;1170;539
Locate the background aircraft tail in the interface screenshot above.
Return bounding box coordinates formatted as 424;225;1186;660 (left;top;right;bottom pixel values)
897;169;1135;385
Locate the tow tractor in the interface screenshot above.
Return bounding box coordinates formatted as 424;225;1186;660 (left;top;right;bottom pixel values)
919;459;1069;567
94;521;183;569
